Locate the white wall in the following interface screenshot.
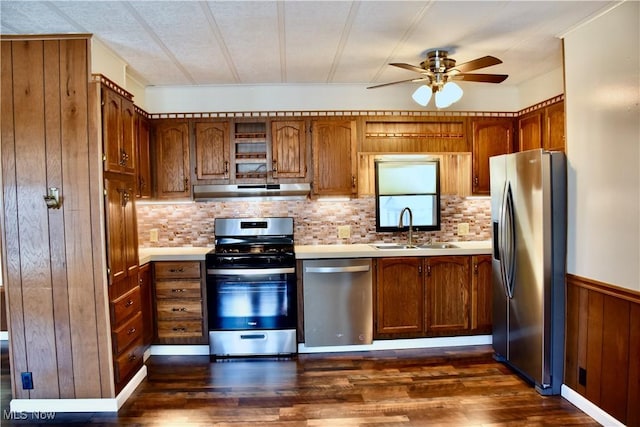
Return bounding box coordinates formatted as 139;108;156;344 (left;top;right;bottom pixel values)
517;67;564;110
563;1;640;291
143;82;519;114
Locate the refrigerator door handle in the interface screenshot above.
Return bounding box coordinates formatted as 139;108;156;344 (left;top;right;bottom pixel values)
502;183;516;298
498;182;509;298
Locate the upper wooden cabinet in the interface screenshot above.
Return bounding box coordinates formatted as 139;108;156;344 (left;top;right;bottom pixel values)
271;120;307;180
312;120;357;196
518;112;543;152
363;119;469;152
135;112;152;198
194;121;230;181
154;120;191;199
470;118;514;195
102;87;136;175
544;101;565;152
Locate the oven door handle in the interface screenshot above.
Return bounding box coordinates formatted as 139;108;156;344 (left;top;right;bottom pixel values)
207;267;295;276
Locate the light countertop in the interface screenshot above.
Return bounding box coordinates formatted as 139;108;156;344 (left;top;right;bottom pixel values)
138;241;492;264
294;241;492;259
138;247;213;265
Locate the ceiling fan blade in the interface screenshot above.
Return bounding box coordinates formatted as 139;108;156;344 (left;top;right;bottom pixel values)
367;77;428;89
450;73;508;83
450;56;502;73
390;62;429;74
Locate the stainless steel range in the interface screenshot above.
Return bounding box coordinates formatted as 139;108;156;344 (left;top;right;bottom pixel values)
206;217;297;356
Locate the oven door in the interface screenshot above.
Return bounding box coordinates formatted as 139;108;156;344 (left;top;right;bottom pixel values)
207;267;297;331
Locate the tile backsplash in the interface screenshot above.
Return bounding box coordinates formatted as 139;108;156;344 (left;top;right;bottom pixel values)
136;195;491;247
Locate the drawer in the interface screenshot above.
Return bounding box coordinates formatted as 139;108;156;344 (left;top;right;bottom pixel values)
111;286;141;326
157;320;203;339
154;261;201;279
156;299;203;320
155;280;202;299
114;337;144;384
112;311;143;355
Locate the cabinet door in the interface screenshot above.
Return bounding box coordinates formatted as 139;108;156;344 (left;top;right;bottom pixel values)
471;118;513;195
121;98;136;175
104;175;138;285
271;120;307;179
103;89;124;174
471;255;492;333
136;113;152;198
155;121;191;199
375;257;424;335
138;263;154;348
312;120;357;196
518;112;542;152
425;256;470;334
195;121;230;181
544;101;565;152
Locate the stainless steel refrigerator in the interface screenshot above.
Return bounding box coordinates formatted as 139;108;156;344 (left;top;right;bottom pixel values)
490;149;566;395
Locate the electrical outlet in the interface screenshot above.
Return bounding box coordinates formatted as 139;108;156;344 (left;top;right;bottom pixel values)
457;222;469;236
21;372;33;390
337;225;351;239
149;228;159;243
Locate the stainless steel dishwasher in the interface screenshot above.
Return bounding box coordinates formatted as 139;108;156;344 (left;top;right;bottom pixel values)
302;258;373;347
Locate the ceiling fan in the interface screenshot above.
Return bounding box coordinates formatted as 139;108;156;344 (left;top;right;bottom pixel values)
368;49;508;108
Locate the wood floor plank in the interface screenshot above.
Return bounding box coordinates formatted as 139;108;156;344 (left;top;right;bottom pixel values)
1;343;599;426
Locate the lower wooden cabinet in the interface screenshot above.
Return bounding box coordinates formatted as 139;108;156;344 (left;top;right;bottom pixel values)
374;254;492;339
138;263;154;348
152;261;208;344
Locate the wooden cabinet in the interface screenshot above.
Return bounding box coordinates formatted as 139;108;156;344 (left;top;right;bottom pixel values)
233;121;268;182
271;120;307;180
194;120;230;181
471;255;492;333
104;174;138;286
135;111;152;198
544;101;565;152
312;120;357;196
518;112;543;152
153;261;207;344
109;285;144;387
138;263;154;348
470;118;514;195
375;257;424;336
375;255;491;339
154;120;191;199
102;86;136;175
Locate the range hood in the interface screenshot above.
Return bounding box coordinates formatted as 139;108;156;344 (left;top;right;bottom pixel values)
193;183;310;201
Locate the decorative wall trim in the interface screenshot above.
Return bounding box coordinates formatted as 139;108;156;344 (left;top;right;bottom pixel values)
567;273;640;304
517;94;564;116
149;110;519;120
91;73;134;101
134;105;150;119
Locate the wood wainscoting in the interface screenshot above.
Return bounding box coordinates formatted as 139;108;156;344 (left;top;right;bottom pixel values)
565;274;640;426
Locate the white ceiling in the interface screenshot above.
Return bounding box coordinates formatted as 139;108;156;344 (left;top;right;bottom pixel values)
1;1;617;88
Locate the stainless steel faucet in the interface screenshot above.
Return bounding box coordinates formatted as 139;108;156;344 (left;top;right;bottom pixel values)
398;207;415;248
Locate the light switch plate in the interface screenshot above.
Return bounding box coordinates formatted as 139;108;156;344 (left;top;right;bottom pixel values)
149;228;159;242
457;223;469;236
337;225;351;239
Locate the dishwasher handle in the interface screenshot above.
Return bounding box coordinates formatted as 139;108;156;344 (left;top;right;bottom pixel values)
304;264;370;274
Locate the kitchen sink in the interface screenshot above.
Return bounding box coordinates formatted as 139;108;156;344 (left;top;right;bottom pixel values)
418;243;460;249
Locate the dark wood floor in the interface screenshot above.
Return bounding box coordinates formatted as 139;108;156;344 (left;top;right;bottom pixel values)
1;341;598;426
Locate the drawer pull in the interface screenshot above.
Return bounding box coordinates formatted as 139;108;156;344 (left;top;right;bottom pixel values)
128;354;137;362
169;268;185;273
127;327;136;335
124;299;134;307
172;307;188;312
171;288;186;293
172;327;187;332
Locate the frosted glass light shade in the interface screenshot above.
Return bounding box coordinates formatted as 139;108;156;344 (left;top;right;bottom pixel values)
411;85;432;106
435;82;463;108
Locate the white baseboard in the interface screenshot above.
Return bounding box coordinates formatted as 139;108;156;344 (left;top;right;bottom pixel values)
149;345;210;356
298;335;492;353
0;331;8;340
9;365;147;413
561;385;624;427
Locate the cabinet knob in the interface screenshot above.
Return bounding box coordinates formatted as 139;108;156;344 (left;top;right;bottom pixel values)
172;327;187;332
474;176;479;185
169;267;184;273
124;299;134;307
172;307;187;312
272;160;278;173
128;354;137;362
127;327;136;335
426;265;432;276
171;288;186;293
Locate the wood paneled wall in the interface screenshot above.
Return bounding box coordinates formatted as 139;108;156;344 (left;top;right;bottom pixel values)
1;36;113;399
565;274;640;426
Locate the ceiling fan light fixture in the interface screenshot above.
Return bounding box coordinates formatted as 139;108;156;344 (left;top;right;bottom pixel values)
411;85;432;106
435;81;463;108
